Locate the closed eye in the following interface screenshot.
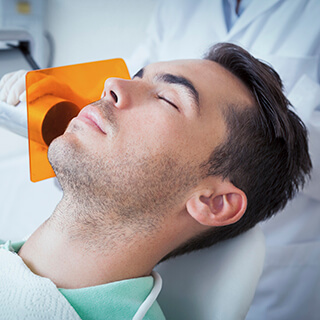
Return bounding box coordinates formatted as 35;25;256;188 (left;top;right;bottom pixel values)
157;95;179;111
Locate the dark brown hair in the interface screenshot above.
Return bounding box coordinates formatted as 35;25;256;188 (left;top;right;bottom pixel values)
163;43;312;261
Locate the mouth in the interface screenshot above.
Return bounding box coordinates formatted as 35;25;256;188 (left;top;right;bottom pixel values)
76;106;107;134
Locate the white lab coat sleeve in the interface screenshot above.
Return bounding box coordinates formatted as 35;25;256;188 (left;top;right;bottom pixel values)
124;1;163;76
287;74;320;201
124;0;204;75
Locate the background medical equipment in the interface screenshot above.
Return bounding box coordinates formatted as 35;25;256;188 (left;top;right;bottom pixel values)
0;0;49;68
0;30;38;77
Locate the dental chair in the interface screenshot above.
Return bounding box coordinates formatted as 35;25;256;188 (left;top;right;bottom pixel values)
155;225;265;320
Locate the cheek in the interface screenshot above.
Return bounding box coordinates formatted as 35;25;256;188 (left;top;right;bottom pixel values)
120;113;187;156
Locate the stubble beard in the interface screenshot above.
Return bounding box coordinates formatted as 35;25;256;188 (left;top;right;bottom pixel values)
48;136;204;236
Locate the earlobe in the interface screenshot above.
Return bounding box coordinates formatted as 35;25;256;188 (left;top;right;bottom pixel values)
186;183;247;227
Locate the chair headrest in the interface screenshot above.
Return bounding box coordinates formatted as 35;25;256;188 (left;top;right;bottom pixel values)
155;225;265;320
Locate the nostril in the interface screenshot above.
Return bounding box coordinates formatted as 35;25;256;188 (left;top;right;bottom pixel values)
110;90;118;103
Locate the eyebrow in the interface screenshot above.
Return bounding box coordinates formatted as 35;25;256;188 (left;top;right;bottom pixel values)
157;73;200;114
132;67;200;115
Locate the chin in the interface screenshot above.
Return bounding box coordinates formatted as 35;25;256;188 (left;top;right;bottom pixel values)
47;132;98;193
48;134;77;179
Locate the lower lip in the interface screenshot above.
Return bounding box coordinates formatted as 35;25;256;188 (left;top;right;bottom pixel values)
75;115;106;134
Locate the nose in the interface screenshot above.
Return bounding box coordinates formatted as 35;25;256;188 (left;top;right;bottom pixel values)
102;77;133;109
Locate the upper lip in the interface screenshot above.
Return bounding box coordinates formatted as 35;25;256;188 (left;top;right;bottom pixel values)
77;105;107;134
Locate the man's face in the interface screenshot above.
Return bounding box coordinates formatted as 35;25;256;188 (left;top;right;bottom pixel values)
48;59;253;226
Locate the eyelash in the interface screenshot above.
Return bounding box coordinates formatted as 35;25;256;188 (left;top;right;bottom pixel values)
157;95;179;111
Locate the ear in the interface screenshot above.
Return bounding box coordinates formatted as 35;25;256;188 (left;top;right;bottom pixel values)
186;178;247;227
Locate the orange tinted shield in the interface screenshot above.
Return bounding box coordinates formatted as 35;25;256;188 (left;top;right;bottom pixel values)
26;58;130;182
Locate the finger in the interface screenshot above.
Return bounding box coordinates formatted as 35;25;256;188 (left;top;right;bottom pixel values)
27;73;91;108
0;70;27;104
0;71;14;90
7;75;27;105
27;76;60;102
0;72;16;101
0;70;23;90
26;73;59;102
27;75;82;105
26;71;47;84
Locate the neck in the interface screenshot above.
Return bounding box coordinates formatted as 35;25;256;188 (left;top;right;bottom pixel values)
18;195;180;289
